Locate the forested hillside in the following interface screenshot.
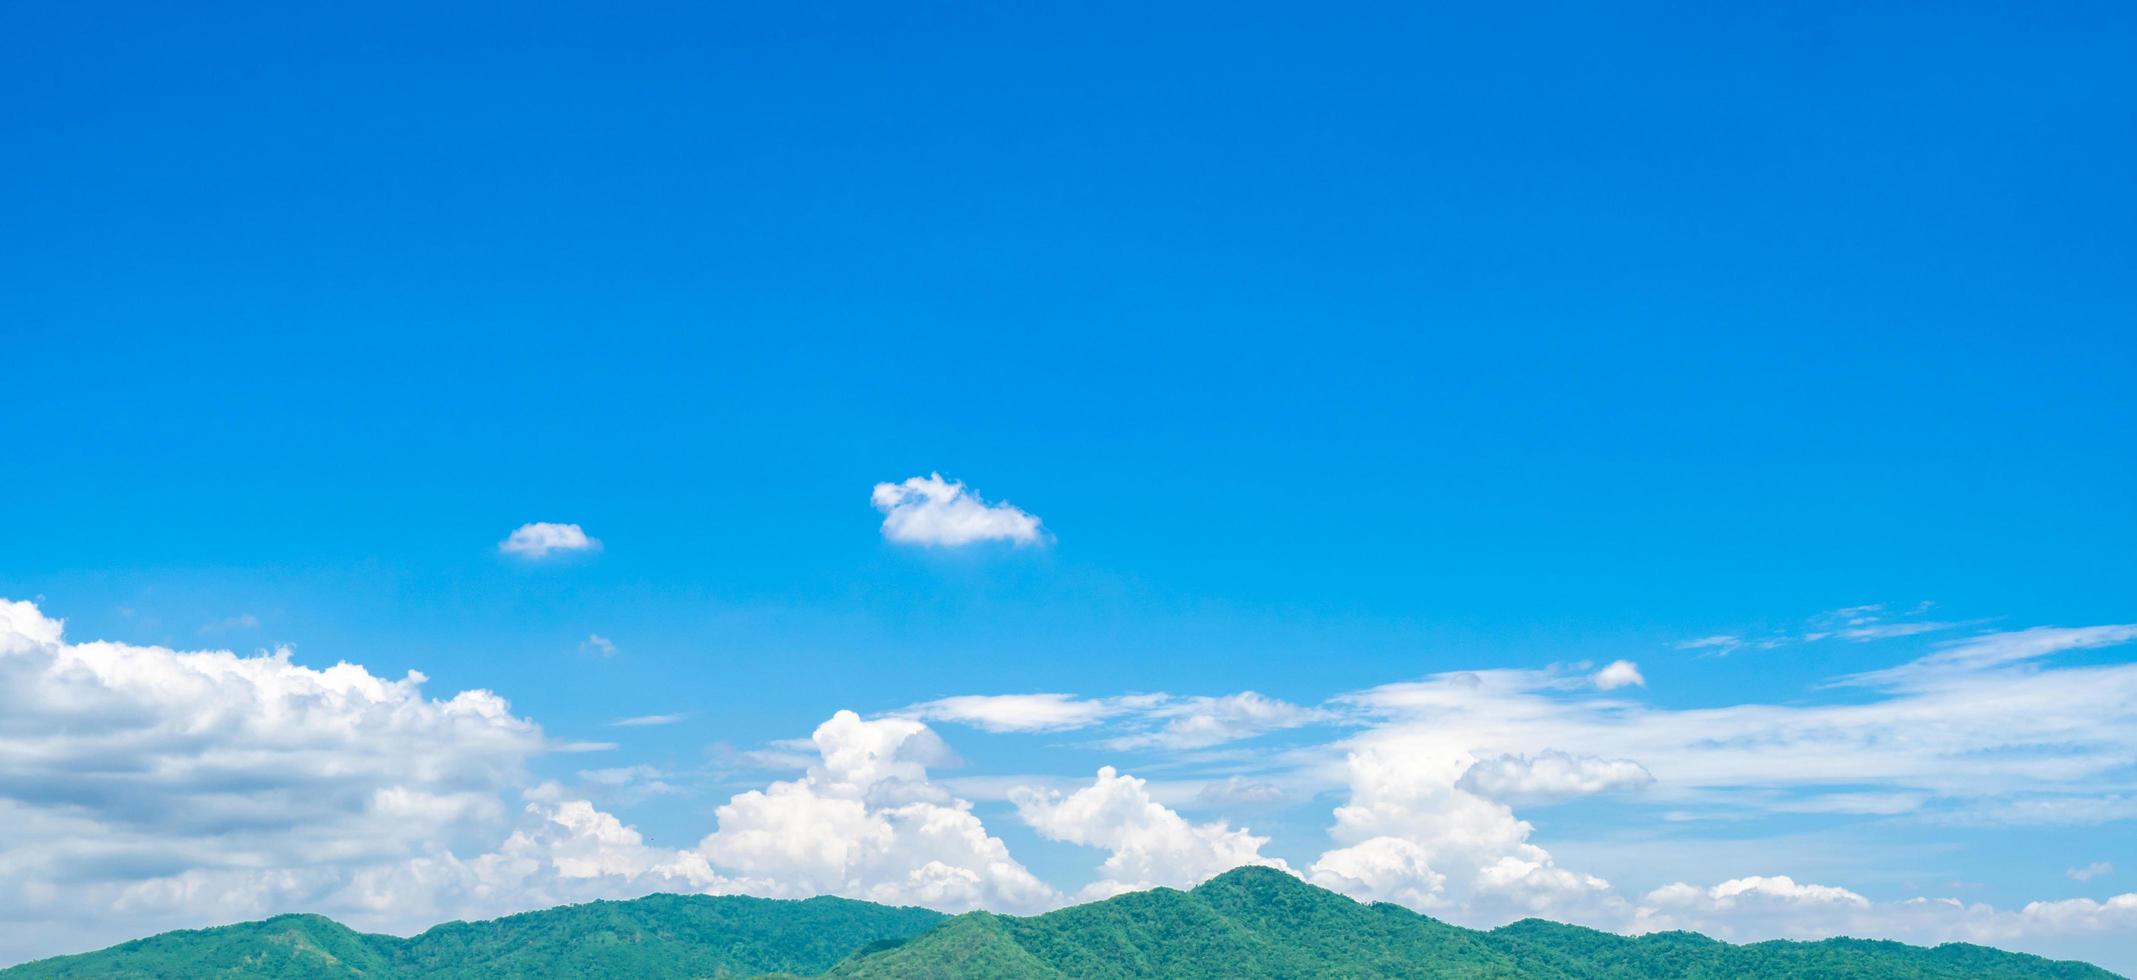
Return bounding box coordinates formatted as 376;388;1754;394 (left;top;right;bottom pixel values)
6;868;2116;979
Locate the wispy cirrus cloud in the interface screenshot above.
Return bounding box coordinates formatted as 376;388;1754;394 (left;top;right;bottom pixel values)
1675;602;1969;656
1835;624;2137;689
607;713;685;728
901;693;1160;732
1100;692;1333;750
1675;634;1743;654
2069;862;2114;882
901;690;1332;751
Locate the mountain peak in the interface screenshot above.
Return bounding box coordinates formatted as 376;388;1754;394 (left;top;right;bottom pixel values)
1194;864;1315;892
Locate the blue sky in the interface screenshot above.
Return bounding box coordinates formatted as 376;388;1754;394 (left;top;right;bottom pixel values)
3;0;2135;971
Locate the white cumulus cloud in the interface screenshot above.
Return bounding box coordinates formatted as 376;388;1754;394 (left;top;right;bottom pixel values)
1013;766;1288;900
694;710;1056;912
1306;745;1619;922
499;522;601;558
1631;875;2137;954
1592;660;1644;690
871;474;1044;547
0;598;547;964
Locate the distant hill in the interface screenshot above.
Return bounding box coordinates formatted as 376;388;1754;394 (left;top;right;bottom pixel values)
5;867;2119;979
4;892;944;979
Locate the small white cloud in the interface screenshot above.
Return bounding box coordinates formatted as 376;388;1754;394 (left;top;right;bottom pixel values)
607;713;683;728
499;522;601;558
1593;660;1645;690
579;635;618;658
2068;862;2114;882
871;474;1044;547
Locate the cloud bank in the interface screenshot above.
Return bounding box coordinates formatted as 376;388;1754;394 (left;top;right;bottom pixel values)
4;597;2135;972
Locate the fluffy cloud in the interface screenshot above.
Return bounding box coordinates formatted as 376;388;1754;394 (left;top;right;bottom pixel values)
1013;767;1288;899
695;711;1056;912
1632;876;2137;954
1591;660;1644;690
0;598;548;963
1306;746;1619;922
1457;751;1653;803
498;522;600;558
0;600;540;851
871;474;1044;546
1634;875;1869;939
0;600;1062;964
224;796;728;937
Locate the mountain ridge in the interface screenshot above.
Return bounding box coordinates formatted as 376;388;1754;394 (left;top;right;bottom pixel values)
6;867;2120;979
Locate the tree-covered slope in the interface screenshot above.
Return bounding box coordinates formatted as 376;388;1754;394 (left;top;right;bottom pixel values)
1482;916;2118;980
5;867;2120;979
836;867;1531;978
389;893;944;978
4;893;944;979
0;914;396;979
827;868;2118;980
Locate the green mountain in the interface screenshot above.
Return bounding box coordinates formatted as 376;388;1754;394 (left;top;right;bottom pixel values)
4;868;2119;979
4;893;944;979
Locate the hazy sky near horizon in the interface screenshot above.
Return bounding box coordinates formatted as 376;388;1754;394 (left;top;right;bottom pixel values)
3;0;2135;972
